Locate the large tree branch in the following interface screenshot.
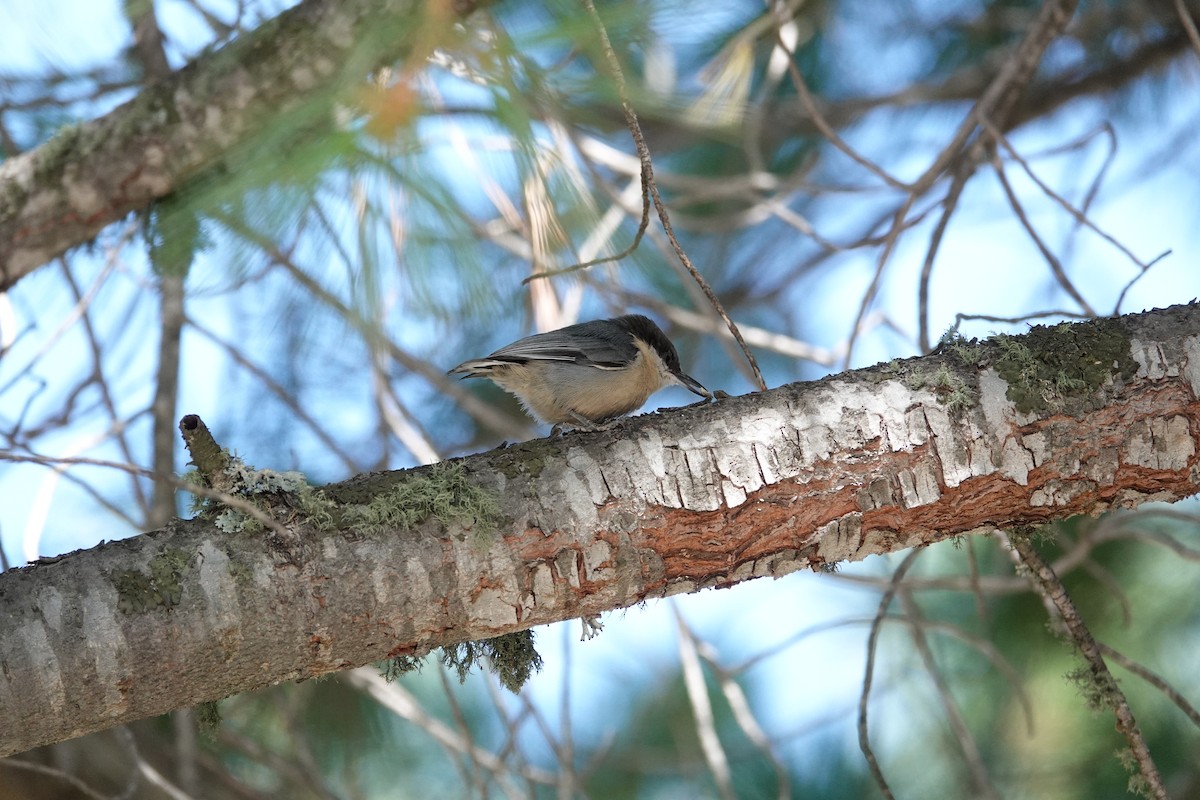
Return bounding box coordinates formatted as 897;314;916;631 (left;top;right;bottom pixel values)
0;0;487;291
2;303;1199;756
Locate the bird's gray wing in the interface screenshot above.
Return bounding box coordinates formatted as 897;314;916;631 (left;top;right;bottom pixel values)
484;328;635;368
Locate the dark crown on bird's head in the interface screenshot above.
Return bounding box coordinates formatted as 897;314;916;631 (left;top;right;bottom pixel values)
612;314;683;373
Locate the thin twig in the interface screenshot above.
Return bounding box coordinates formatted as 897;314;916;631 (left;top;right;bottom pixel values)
58;257;150;514
0;758;109;800
149;273;185;529
1174;0;1200;59
777;30;910;191
980;116;1162;273
611;290;839;365
965;540;990;629
989;151;1095;316
1112;250;1172;316
846;0;1080;366
578;0;767;391
116;726;196;800
436;666;490;797
1007;534;1167;800
558;624;579;800
917;167;971;352
845;195;912;368
479;666;545;800
695;636;791;800
674;606;736;800
345;668;554;794
859;549;923;800
187;319;362;472
1098;643;1200;729
899;589;1000;800
0;450;292;540
209;209;533;439
171;708;198;796
952;309;1091;330
16;422;145;559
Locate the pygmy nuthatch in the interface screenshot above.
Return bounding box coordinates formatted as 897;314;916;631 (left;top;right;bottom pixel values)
449;314;709;427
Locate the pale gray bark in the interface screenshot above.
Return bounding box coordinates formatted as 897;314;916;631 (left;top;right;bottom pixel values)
1;302;1198;757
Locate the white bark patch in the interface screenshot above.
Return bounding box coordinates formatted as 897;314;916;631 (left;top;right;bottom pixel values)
753;549;805;579
62;167;105;218
1131;338;1172;381
793;384;846;462
1031;479;1096;507
904;406;932;447
470;588;518;628
735;409;790;452
680;447;721;511
566;448;610;504
581;539;613;582
13;619;66;714
556;464;601;529
877;380;919;448
669;461;694;509
0;152;34;192
676;416;728;450
291;66;319;91
716;443;758;507
529;563;556;610
400;556;433;606
960;417;993;478
1123;416;1195;470
26;188;58;219
369;557;397;613
597;439;638;501
1022;431;1049;469
1180;335;1200;397
203;105;238;147
35;586;63;633
230;72;257;110
544;550;574;591
635;430;667;476
750;441;779;486
898;462;942;508
322;12;356;49
923;403;973;488
461;546;522;621
663;579;695;597
979;369;1034;484
196;542;239;626
139;145;173;194
82;588;126;713
1082;448;1120;484
814;514;863;562
728;560;756;582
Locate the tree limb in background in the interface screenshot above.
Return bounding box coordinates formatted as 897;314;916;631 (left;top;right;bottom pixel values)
0;0;493;290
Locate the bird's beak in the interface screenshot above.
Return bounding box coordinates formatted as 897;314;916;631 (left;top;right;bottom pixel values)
673;371;710;398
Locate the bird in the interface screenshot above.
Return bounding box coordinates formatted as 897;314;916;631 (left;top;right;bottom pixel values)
448;314;709;429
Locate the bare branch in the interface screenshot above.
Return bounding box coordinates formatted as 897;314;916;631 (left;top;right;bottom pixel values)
675;607;736;800
1008;534;1167;800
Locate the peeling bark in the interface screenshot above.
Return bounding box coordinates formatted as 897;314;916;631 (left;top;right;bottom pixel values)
2;303;1199;756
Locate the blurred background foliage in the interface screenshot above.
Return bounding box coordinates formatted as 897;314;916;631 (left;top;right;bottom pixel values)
1;0;1199;796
